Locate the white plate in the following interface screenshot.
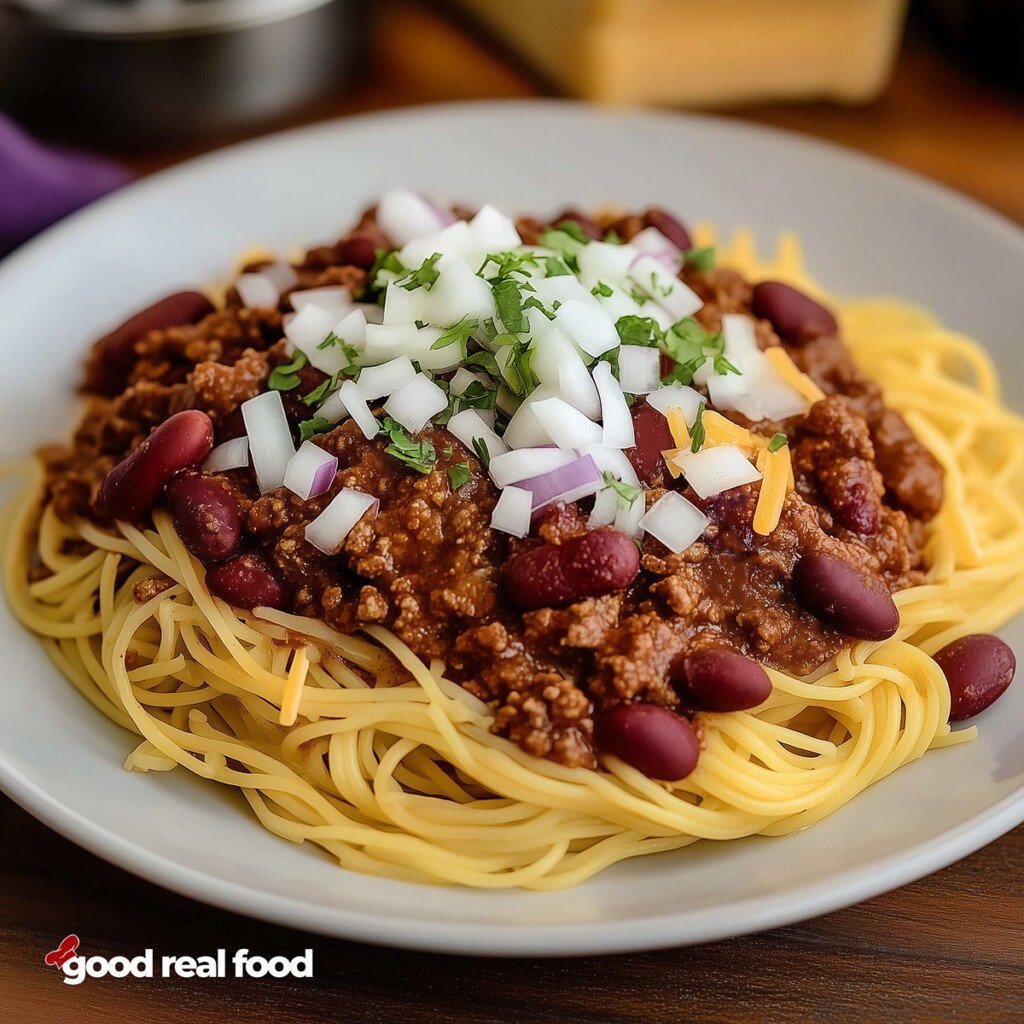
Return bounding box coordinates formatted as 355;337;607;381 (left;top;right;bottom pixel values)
1;101;1022;957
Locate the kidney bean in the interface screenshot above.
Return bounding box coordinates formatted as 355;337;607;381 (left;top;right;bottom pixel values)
751;281;838;341
827;475;881;536
553;208;604;240
644;207;693;252
672;649;772;712
595;704;700;781
791;553;899;641
934;634;1015;721
336;233;378;270
166;475;242;564
206;553;287;611
214;407;246;444
626;401;675;483
86;291;214;395
97;410;214;521
505;529;640;611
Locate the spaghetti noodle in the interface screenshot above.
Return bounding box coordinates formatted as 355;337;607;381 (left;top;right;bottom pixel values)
4;227;1024;890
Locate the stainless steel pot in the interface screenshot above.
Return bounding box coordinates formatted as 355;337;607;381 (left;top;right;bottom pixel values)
0;0;365;146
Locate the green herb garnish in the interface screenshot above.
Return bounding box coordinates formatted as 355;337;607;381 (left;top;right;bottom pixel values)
448;462;472;490
591;281;614;298
768;432;789;453
267;350;308;392
543;255;573;278
689;400;707;453
431;316;479;360
713;354;741;376
381;416;437;474
400;252;443;292
301;373;341;407
615;315;663;349
298;415;331;443
554;220;590;244
683;245;716;271
604;229;622;244
602;471;642;508
471;436;492;469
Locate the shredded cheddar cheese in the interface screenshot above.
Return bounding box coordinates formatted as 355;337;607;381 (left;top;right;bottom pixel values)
765;347;826;404
753;443;792;535
666;407;691;449
662;447;687;479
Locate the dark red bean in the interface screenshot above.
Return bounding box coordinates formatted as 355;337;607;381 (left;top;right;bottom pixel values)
97;410;214;521
644;207;693;252
626;401;675;483
752;282;838;341
792;553;899;641
206;553;287;611
336;234;378;269
86;291;214;395
672;649;772;712
214;407;246;444
934;634;1015;721
166;475;242;564
505;529;640;611
595;704;700;781
553;208;604;240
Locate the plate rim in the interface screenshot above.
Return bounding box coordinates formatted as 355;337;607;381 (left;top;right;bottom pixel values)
2;99;1023;957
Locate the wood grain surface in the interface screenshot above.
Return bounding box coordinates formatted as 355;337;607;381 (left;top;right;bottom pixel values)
2;3;1023;1021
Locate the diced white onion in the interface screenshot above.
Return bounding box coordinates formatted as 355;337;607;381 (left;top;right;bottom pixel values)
355;355;417;400
617;345;661;395
556;298;620;358
614;490;646;538
589;486;619;527
489;446;575;488
593;360;635;448
628;226;681;266
377;189;448;247
490;485;533;538
627;254;703;321
576;241;637;290
581;443;640;489
284;302;336;357
318;389;351;425
304;309;366;376
639;491;710;553
501;385;561;449
646;384;704;424
383;280;433;325
447;409;509;461
400;220;475;269
362;322;441;365
531;396;603;449
449;367;488;397
241;391;296;494
283;441;338;501
670;444;762;499
469;204;522;252
428;258;496;325
382;373;447;434
338;380;379;439
529;320;601;420
722;313;760;358
203;436;249;473
289;286;352;319
237;262;298;310
304;488;377;555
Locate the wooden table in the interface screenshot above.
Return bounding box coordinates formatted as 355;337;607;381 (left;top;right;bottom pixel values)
3;3;1023;1021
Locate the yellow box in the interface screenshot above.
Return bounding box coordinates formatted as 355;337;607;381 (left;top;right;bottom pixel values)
450;0;909;106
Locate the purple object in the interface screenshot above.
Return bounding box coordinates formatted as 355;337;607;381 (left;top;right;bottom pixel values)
0;113;131;257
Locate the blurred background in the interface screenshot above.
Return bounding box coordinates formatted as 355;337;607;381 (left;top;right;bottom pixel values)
2;0;1024;256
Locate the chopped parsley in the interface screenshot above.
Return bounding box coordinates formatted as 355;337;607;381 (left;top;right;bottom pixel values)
768;432;789;453
713;354;741;376
471;436;492;469
628;285;651;306
604;229;622;244
543;255;573;277
494;337;538;397
400;252;443;292
539;228;585;272
615;315;663;349
365;248;408;303
381;416;437;474
431;315;479;360
491;276;531;334
301;373;340;406
466;349;500;376
591;281;614;298
689;400;707;453
448;462;472;490
660;318;733;386
267;350;308;392
522;295;558;321
683;245;716;271
602;471;642;508
298;415;331;443
554;220;591;244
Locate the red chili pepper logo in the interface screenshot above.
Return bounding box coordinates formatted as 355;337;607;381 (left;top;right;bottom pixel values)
44;935;79;968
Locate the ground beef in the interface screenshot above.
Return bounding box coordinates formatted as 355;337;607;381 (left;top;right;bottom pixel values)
42;210;946;769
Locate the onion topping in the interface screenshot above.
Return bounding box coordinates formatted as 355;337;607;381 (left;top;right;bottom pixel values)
203;436;249;473
639;491;710;553
304;488;378;554
283;441;339;501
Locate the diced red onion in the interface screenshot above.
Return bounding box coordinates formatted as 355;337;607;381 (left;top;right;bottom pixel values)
639;491;710;553
556;298;619;358
203;436;249;473
627;254;703;321
377;188;450;247
383;373;448;434
489;446;575;488
489;485;533;538
516;454;603;510
447;409;509;461
593;361;635;448
355;355;417;400
289;285;353;319
588;486;619;527
628;226;681;266
617;345;661;395
669;444;762;499
236;262;298;310
283;441;339;501
241;390;296;494
338;380;379;439
304;488;378;554
646;384;704;423
532;396;603;449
